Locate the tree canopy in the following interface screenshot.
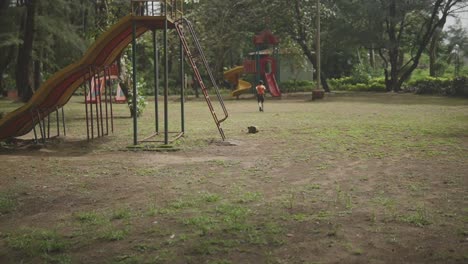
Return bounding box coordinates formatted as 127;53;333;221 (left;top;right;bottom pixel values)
0;0;467;100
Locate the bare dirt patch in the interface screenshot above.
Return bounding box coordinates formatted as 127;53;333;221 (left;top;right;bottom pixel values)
0;93;467;263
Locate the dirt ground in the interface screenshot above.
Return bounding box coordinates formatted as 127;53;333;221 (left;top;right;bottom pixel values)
0;92;467;264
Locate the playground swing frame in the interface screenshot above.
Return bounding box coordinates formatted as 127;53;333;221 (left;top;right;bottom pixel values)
129;2;186;145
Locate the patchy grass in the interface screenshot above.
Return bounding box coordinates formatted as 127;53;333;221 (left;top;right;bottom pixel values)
0;92;467;263
5;228;68;260
0;192;16;214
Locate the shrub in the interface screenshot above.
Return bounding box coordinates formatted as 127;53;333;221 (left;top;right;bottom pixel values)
452;76;468;97
329;77;385;92
329;77;354;90
350;64;371;84
407;76;453;95
348;83;368;91
368;78;386;92
127;81;147;117
279;80;315;93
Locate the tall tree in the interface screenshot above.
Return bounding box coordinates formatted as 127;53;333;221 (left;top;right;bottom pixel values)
378;0;465;91
16;0;38;102
191;0;258;81
429;26;444;76
264;0;346;92
0;0;21;96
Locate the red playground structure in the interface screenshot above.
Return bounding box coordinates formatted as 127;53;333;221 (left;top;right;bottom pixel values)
245;29;281;97
224;29;282;98
85;64;127;103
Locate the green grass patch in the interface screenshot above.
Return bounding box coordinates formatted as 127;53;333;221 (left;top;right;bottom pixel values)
0;192;16;214
100;226;130;241
5;228;67;257
400;207;432;227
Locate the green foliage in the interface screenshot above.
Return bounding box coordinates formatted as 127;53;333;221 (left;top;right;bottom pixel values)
127;81;148;117
328;61;385;92
452;76;468;97
407;76;453;95
367;78;386;92
279;80;315;93
350;63;371;84
328;77;386;92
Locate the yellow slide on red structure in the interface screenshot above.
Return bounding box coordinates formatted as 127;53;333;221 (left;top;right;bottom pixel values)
223;66;252;97
0;15;169;140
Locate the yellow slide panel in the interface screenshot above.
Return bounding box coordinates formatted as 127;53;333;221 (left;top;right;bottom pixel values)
223;66;252;97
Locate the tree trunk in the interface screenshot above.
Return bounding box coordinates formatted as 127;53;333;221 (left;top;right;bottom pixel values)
382;0;453;92
0;0;13;96
291;0;330;93
16;0;37;102
116;55;133;116
429;38;436;77
33;59;41;92
369;46;375;69
0;45;15;97
429;28;441;77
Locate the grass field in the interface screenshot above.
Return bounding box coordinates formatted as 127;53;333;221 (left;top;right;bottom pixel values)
0;92;467;264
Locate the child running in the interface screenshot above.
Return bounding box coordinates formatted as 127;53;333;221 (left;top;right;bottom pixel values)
256;80;266;112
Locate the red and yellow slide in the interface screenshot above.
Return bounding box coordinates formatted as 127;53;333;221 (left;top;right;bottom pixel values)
223;66;252;97
0;15;166;141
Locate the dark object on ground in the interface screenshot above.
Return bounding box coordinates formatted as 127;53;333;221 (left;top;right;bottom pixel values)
248;126;259;133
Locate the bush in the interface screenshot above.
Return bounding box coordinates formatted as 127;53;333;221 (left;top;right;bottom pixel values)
329;77;385;92
350;64;371;84
127;81;147;117
328;77;354;90
452;76;468;97
368;78;386;92
279;80;315;93
407;76;453;95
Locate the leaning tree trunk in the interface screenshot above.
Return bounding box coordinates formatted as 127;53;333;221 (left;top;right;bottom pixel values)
16;0;37;102
429;27;442;77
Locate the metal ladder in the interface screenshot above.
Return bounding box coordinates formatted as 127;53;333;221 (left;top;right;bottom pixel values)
175;17;228;140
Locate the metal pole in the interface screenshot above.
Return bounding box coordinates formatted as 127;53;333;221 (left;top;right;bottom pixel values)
89;71;94;139
93;68;100;137
37;110;45;143
32;111;38;143
180;37;185;133
153;29;159;133
315;0;321;92
56;108;59;136
62;107;66;136
85;74;90;140
47;110;50;139
98;69;104;136
104;67;109;135
256;45;260;88
164;18;169;144
109;67;114;133
42;110;46;140
132;20;138;145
